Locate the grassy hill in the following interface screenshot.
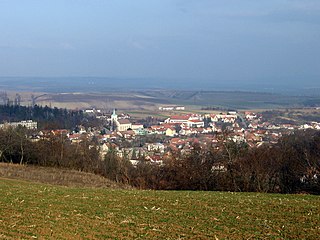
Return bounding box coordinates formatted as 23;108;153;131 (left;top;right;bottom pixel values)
0;177;319;239
0;163;129;189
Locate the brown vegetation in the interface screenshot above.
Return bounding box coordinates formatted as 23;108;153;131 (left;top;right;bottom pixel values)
128;130;320;194
0;163;130;189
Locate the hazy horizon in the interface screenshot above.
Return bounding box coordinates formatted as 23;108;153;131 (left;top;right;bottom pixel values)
0;76;319;97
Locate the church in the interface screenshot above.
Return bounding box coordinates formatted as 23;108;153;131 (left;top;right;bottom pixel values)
111;109;132;131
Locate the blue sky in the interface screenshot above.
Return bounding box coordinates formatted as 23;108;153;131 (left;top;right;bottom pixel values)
0;0;319;86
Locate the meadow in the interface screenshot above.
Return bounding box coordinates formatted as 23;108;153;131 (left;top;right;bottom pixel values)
0;178;319;239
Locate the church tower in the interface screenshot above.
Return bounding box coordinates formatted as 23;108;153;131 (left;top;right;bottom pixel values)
111;109;118;122
110;109;118;131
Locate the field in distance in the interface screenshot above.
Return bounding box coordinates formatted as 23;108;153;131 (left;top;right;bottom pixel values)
0;177;319;239
3;89;320;111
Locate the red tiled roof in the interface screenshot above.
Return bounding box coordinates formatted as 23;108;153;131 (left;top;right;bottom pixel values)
188;119;203;123
68;134;81;139
170;115;190;120
118;119;131;124
52;129;69;135
151;125;165;130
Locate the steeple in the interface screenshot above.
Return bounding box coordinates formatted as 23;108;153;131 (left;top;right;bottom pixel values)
111;109;117;121
110;109;118;131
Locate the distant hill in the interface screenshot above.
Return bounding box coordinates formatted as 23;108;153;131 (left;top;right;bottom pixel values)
1;77;320;109
1;76;320;96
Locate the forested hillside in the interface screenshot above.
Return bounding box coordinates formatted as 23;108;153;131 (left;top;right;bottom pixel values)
0;104;93;129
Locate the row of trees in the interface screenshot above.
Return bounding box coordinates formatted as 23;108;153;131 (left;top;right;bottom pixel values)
0;127;100;170
0;127;319;194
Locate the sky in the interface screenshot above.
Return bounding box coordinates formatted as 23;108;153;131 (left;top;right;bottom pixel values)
0;0;319;87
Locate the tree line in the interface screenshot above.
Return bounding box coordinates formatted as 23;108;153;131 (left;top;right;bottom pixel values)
0;104;93;129
130;130;319;194
0;126;319;194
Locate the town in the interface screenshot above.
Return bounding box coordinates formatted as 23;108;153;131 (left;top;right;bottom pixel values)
2;1;320;238
3;105;319;167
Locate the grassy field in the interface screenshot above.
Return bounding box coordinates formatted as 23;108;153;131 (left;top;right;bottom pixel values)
0;178;319;239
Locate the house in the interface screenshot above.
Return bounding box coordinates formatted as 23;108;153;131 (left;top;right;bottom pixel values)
131;124;144;130
85;108;101;114
150;125;166;134
165;128;176;137
164;115;190;124
145;155;163;165
134;128;147;136
51;129;69;136
68;133;82;143
245;112;257;120
311;122;320;129
75;125;87;134
201;127;213;134
29;135;41;142
234;127;245;133
248;123;259;129
179;126;192;136
119;130;135;139
146;143;165;153
210;113;237;123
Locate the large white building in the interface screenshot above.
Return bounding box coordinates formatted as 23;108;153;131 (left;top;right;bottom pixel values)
164;114;204;128
0;120;38;130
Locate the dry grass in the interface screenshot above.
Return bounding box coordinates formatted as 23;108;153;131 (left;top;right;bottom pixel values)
0;163;129;189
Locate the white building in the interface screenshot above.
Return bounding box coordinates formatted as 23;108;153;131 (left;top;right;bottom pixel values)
0;120;38;130
164;114;204;127
159;106;185;111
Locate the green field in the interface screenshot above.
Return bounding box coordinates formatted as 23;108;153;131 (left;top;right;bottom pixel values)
0;178;319;239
